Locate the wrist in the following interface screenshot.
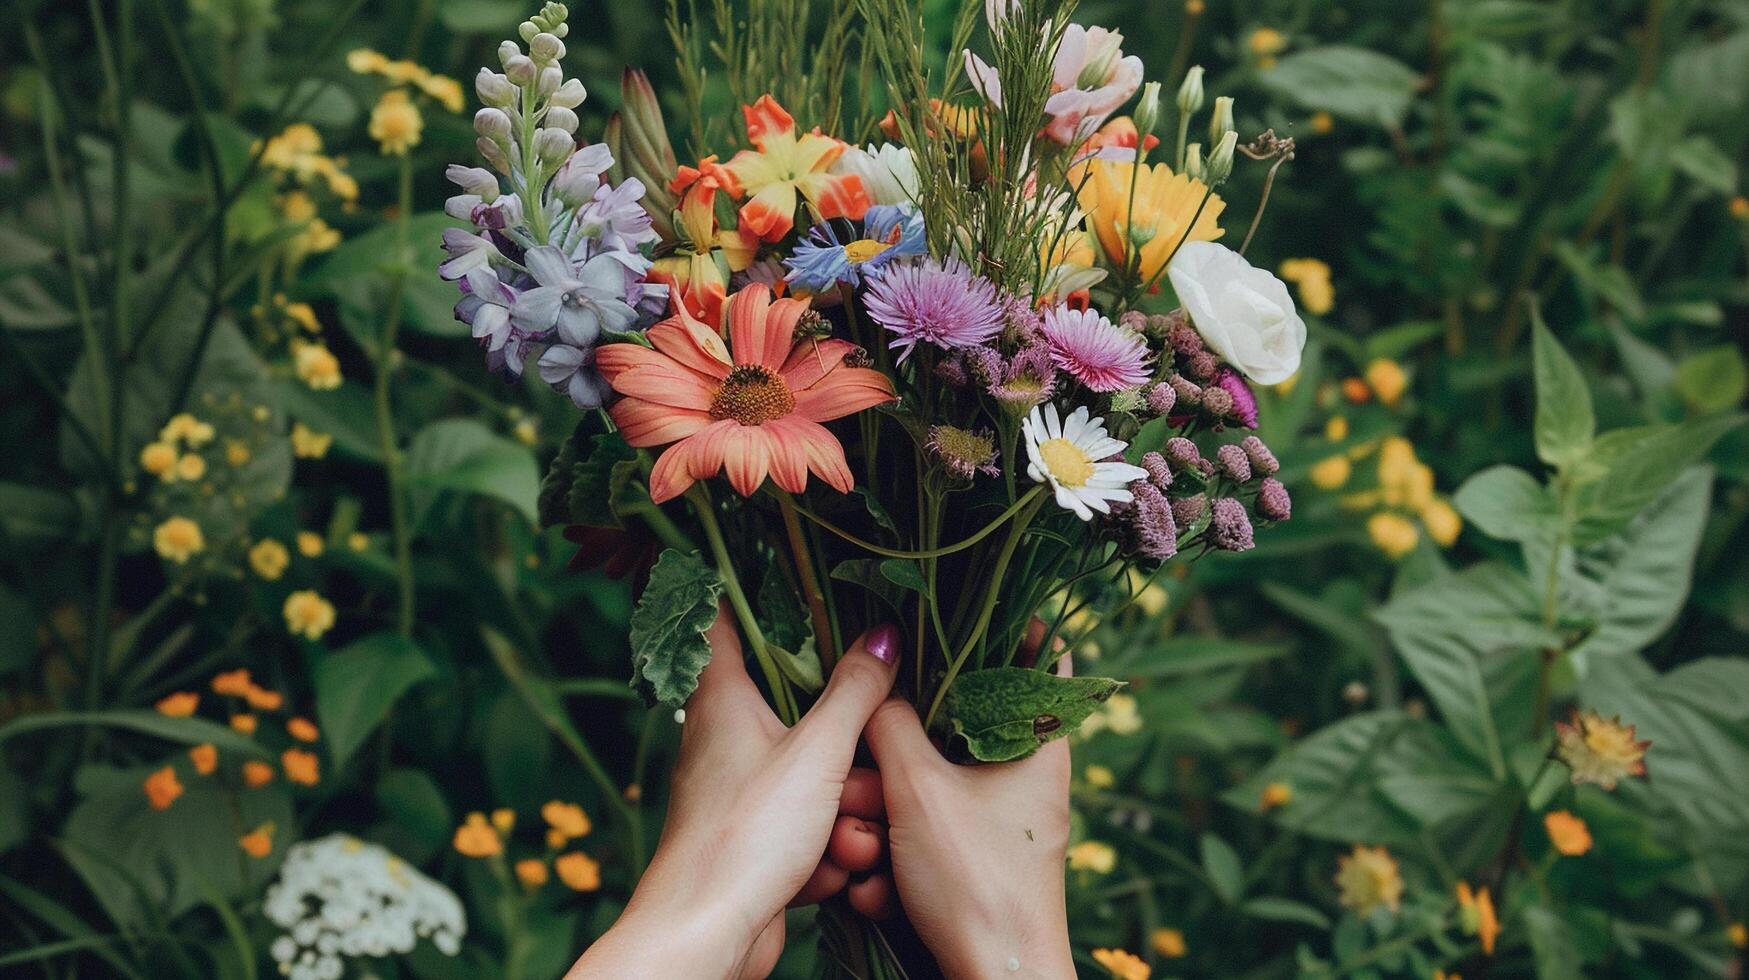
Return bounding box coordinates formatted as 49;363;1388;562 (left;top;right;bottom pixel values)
936;904;1075;979
571;879;754;979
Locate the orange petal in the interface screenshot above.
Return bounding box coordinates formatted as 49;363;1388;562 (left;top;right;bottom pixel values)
792;368;897;422
755;296;809;370
782;417;855;493
726;286;776;367
742;95;795;150
609;367;719;412
804;171;872;222
647;439;698;504
764;422;811;494
609;401;714;447
780;338;855;391
646;311;731;380
738;182;798;242
720;425;773;497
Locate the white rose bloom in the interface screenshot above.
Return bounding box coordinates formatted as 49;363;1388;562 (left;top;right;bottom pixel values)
832;143;919;207
1166;241;1307;385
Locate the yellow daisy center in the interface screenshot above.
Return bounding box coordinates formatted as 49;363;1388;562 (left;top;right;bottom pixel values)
844;238;892;264
1038;437;1095;488
711;365;795;426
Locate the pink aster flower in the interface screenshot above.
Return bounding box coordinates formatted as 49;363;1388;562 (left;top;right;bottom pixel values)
1040;306;1152;391
863;258;1003;363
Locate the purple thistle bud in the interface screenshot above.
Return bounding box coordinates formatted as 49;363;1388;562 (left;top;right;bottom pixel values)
1169;375;1203;408
1240;435;1279;475
1216;444;1252;482
1145;382;1177;417
1208;497;1255;551
927;425;1000;481
962;345;1004;387
1145;310;1184;341
1201;384;1234;419
1165;437;1204;471
999;292;1045;346
1215;369;1259;429
1257;477;1292;521
935;356;970;387
1187;350;1220;381
1165;316;1203;357
1140;451;1173;490
1171;493;1207;526
1118;309;1149;334
1125;480;1179;561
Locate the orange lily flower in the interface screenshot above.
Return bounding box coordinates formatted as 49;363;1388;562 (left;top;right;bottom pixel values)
651;157;760;324
597;286;895;503
725;96;870;242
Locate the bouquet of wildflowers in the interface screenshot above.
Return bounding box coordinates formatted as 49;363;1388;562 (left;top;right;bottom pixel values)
442;0;1305;969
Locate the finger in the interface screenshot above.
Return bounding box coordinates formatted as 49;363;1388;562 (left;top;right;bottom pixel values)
862;698;938;779
847;872;898;920
1017;616;1049;668
687;600;766;718
790;859;849;907
840;767;885;820
827;814;885;873
794;624;901;751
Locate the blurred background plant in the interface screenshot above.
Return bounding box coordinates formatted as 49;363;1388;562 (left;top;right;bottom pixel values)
1;0;1746;977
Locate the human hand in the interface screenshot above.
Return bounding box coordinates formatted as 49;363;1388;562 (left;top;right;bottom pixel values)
861;640;1076;979
568;609;902;979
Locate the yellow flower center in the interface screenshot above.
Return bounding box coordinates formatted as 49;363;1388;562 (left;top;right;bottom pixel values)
844;238;892;265
711;365;795;426
1038;437;1095;488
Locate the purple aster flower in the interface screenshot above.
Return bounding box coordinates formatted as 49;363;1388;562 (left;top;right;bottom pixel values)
1039;306;1152;392
926;425;1000;481
1241;435;1279;475
986;344;1059;416
1214;368;1259;428
511;245;640;347
784;205;926;292
863;257;1003;363
1257;477;1292;521
1216;444;1252;482
1208;497;1255;551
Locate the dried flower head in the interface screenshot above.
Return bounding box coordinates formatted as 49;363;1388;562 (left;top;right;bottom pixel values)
1554;711;1650;790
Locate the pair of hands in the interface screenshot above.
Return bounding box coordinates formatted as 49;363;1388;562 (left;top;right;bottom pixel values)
568;612;1076;979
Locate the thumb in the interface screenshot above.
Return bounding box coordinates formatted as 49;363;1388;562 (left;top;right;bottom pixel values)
862;697;935;778
795;624;902;751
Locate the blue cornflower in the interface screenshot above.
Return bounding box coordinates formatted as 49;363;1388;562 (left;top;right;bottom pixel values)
783;204;925;292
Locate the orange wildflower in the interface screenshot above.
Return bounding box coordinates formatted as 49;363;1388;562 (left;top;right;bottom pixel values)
492;808;516;835
281;748;320;785
454;812;503;858
156;691;199;717
230;713;259;734
1456;881;1500;954
287;717;320;743
243;760;276;787
542;801;592;840
239;823;274;858
1151;927;1186;958
651;156;758;325
144;766;184;810
212;669;254;696
245;685;285;712
723;96;870;241
1259;782;1293;811
1091;947;1150;979
598;286;896;503
516;858;549;888
189;743;217;775
1544;810;1593;856
555;851;601;891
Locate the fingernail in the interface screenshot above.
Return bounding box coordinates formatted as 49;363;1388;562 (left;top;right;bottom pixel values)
863;623;902;666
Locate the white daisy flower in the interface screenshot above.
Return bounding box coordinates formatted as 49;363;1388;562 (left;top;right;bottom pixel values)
1022;403;1148;520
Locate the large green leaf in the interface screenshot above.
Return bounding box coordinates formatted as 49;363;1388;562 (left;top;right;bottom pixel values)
939;667;1123;762
0;710;265;756
1530;314;1594;470
1569;420;1741;543
373;768;453;866
406;418;541;525
1453;465;1558;543
1524;905;1584;980
1256;46;1421;126
314;632;438;772
1220;712;1421;846
628;549;725;707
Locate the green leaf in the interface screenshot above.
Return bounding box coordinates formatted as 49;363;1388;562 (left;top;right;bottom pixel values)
374;768;454;866
1220;712;1420;846
1673;347;1748;415
1570;420;1742;541
1669;135;1738;194
879;558;928;593
566;431;638;528
830;559;913;618
938;667;1123;762
406;418;542;525
1113;636;1293;679
314;633;437;771
757;566;822;693
1452;465;1558;543
0;710;265;756
0;482;82;547
1530;312;1594;469
1256;46;1421;127
1241;896;1330;930
628;549;725;707
1373;723;1502;828
0;586;35;676
1199;833;1244;904
1525;906;1583;980
538;423;587;529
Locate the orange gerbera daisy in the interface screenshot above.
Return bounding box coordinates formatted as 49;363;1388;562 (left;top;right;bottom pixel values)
724;96;870;242
598;286;896;503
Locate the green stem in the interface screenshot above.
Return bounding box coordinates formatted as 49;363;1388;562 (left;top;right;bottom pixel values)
775;492;837;672
795;485;1043;560
376;156;417;637
687;485;797;725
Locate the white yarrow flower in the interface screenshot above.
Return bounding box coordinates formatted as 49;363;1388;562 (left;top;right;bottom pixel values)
1022;404;1148;520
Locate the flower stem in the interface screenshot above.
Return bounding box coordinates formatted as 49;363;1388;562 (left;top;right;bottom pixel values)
775;492;837;672
688;485;798;725
376;154;418;637
793;485;1043;560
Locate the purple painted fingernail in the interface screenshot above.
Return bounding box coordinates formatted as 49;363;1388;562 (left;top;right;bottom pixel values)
863;623;902;666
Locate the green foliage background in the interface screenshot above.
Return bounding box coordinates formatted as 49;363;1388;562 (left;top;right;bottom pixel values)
2;0;1747;977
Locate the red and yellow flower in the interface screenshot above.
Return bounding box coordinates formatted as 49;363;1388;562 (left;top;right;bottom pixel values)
724;96;870;242
649;156;759;325
598;286;896;503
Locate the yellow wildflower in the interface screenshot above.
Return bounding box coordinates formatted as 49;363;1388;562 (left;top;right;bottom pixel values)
1152;927;1186;958
348;532;370;551
1310;455;1352;490
293;341;342;390
213;669;254;696
243;760;275;787
156;691;199;717
1365;358;1408;407
1279;258;1334;315
1341;377;1372;404
189;742;218;775
154;516;206;564
546;827;568;849
1325;416;1349;441
1185;0;1204;13
1420;498;1462;548
161;413;215;447
1729;923;1747;948
345;48;390;74
1259;781;1293;811
1092;948;1150;980
1082;692;1143;737
1067;840;1117;874
492;808;517;835
454;812;502;858
1073;157;1225;284
516;858;550;888
555;851;601;891
416;73;465;113
1544;810;1592;856
283;589;337;640
291;422;333;459
1249;27;1287;67
279;190;318;223
513;418;538;446
249;539;290;580
140;441;179;477
1310;111;1334;135
1456;881;1500;954
1554;711;1650;789
225;440;252;466
245;685;284;711
1084;765;1116;789
282;748;320;785
1335;844;1403;916
1731;197;1749;221
240;823;275;858
369;90;424;156
284;302;321;333
542;801;592;840
144;766;184;810
287;717;320;743
175;453;207;481
1368;512;1420;559
297;531;325;557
